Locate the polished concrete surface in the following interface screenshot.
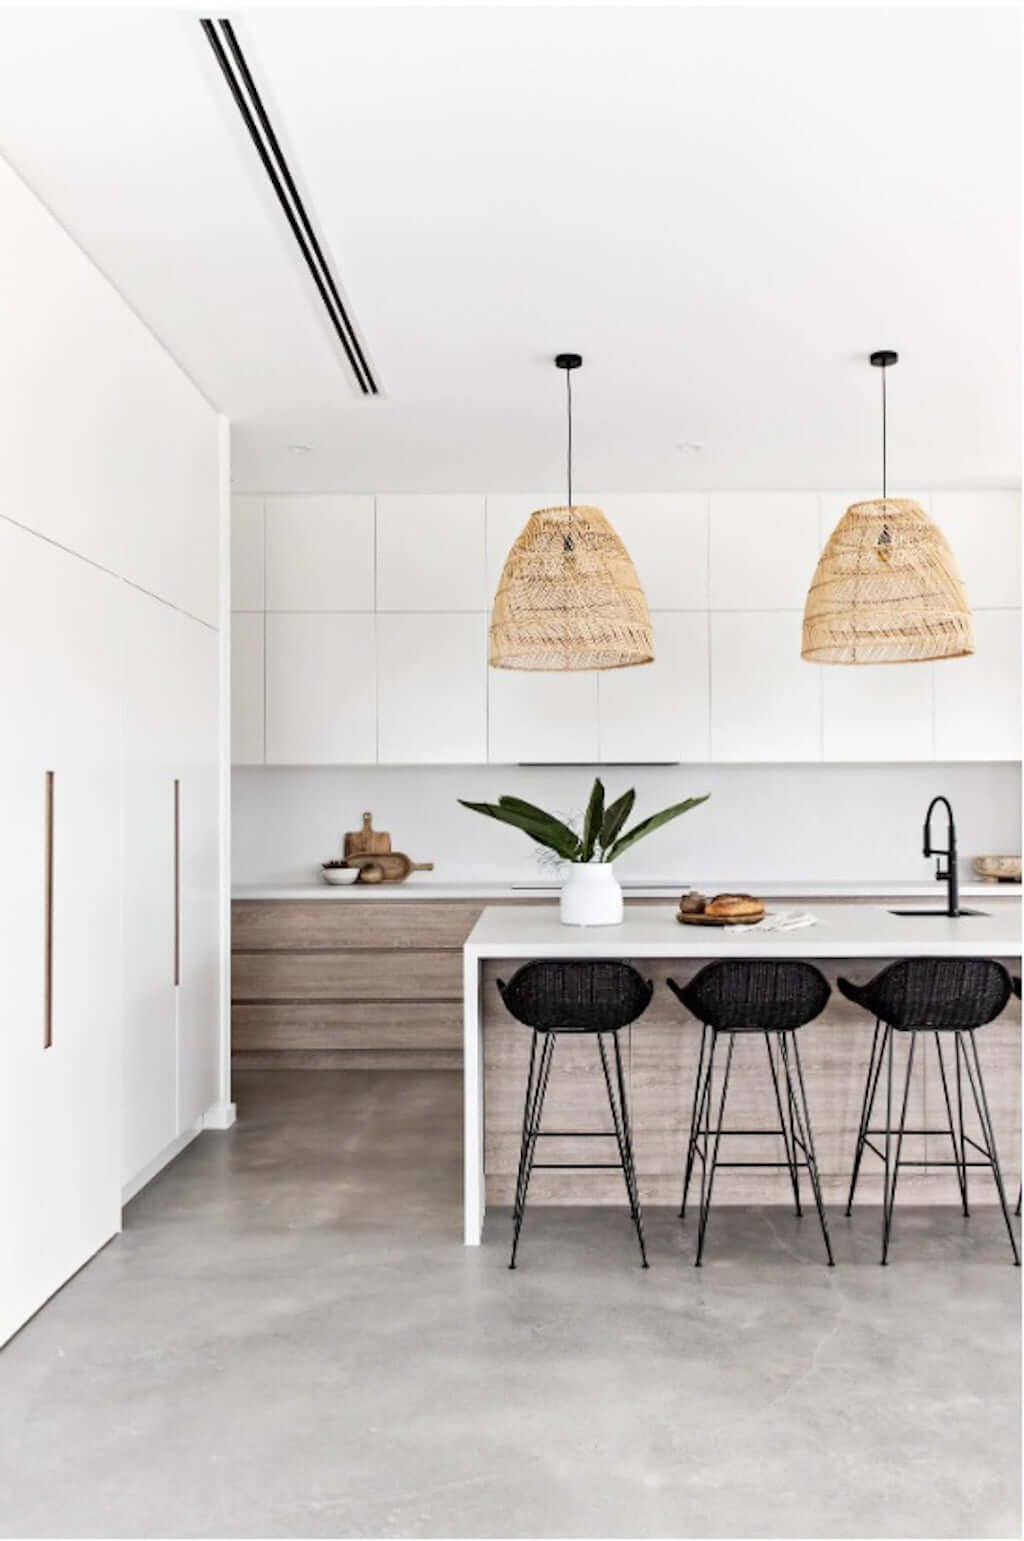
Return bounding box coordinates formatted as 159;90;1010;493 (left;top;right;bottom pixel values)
1;1070;1019;1539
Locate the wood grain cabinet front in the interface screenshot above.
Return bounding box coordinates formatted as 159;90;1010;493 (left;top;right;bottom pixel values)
230;899;483;1069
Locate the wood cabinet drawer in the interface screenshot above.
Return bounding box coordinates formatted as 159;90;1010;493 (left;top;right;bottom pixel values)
232;899;482;951
233;1000;462;1051
232;948;462;1002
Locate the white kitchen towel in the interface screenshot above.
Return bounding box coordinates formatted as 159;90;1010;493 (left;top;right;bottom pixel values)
731;910;818;933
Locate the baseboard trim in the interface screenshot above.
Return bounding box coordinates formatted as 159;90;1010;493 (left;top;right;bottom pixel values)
203;1100;238;1130
121;1120;203;1205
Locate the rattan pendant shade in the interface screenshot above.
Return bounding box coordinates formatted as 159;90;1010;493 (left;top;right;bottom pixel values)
802;349;973;665
489;352;654;671
801;497;974;664
489;504;655;670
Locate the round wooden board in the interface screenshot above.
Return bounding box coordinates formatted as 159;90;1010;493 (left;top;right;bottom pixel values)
677;910;766;926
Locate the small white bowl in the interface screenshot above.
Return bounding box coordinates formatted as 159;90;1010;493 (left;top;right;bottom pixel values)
320;865;360;886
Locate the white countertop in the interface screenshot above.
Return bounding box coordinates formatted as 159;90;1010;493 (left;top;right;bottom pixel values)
464;901;1022;960
233;878;1013;902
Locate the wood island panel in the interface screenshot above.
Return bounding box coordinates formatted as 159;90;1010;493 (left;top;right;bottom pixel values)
481;956;1020;1206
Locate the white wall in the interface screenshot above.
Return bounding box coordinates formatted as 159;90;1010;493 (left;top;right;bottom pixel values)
232;761;1021;887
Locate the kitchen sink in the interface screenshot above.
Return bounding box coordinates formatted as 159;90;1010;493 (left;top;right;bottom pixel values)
889;908;989;917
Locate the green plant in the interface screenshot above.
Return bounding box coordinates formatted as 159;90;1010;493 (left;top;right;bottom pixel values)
458;778;709;864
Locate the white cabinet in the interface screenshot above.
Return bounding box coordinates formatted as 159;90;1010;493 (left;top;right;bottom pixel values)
711;611;822;761
377;495;486;611
599;613;710;762
822;663;934;761
231;496;265;611
231;613;265;765
265;495;374;611
489;669;599;764
378;614;487;763
934;609;1021;761
709;493;821;610
589;494;709;611
0;520;122;1347
930;491;1021;609
266;612;377;764
121;587;180;1187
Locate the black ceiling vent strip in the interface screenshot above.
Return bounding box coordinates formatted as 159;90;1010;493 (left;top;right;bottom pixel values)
201;16;378;395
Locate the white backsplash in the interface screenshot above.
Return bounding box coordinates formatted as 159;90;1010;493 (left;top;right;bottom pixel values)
232;762;1021;887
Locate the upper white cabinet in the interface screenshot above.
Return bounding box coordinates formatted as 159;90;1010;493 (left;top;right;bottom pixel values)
377;495;486;611
231;614;265;766
709;492;820;610
598;613;710;762
587;494;709;611
266;612;376;764
378;614;487;762
231;496;265;611
822;661;934;762
265;495;374;612
934;609;1021;761
930;491;1021;608
711;611;821;761
236;488;1022;767
489;669;599;764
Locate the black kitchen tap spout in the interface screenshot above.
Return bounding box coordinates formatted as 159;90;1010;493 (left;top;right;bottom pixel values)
923;796;960;917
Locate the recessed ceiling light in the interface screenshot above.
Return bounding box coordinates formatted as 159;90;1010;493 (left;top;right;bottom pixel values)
288;443;313;455
675;441;703;453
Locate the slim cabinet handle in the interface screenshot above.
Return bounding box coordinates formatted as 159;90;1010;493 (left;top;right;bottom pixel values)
173;779;181;987
44;770;54;1049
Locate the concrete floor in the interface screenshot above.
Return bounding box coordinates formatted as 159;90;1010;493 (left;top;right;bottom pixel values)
0;1070;1019;1540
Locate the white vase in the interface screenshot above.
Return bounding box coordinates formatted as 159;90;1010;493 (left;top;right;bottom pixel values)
559;862;624;926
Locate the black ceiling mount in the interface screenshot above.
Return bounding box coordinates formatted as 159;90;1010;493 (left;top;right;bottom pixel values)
870;350;899;368
200;16;378;396
555;353;583;370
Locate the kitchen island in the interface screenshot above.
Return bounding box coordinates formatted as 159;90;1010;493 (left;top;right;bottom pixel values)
463;902;1022;1243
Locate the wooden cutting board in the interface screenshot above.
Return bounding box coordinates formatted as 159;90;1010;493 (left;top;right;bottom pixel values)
349;852;434;883
344;812;392;861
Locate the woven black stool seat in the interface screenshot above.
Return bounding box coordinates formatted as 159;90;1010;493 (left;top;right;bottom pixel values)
840;956;1018;1265
497;960;653;1269
667;960;834;1267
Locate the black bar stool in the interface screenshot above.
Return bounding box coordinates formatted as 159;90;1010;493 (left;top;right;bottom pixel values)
496;960;653;1269
666;960;834;1267
840;957;1019;1265
1013;974;1021;1219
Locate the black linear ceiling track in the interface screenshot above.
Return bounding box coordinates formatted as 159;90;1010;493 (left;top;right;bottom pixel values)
201;16;378;395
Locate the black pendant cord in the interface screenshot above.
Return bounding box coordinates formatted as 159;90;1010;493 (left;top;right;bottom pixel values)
566;367;573;508
881;363;887;500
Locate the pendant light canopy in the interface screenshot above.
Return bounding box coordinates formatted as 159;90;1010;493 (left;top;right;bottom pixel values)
802;351;974;665
489;355;654;671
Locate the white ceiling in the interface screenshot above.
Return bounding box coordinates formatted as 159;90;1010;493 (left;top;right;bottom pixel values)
0;5;1018;493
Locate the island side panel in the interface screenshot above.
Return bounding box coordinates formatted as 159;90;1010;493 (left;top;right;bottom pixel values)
481;958;1020;1206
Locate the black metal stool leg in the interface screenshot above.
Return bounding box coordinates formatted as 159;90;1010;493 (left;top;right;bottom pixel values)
597;1030;649;1267
963;1030;1020;1266
881;1030;916;1265
1016;1186;1021;1219
780;1031;834;1266
933;1031;968;1217
764;1031;802;1217
846;1019;885;1216
954;1030;970;1217
695;1031;735;1267
509;1031;556;1269
679;1021;708;1220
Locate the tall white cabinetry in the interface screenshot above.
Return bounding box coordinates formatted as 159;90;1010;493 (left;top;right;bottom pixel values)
0;157;225;1347
0;524;122;1345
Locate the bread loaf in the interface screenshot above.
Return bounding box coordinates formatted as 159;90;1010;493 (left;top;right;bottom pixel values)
705;893;765;919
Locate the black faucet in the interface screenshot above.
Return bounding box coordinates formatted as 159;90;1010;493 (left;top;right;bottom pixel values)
923;796;959;917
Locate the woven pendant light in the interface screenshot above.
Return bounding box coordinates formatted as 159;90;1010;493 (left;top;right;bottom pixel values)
489;355;654;670
802;351;973;664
